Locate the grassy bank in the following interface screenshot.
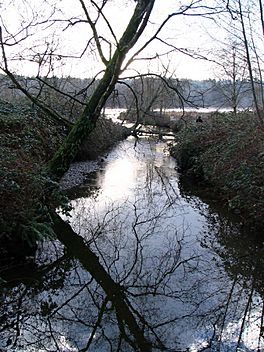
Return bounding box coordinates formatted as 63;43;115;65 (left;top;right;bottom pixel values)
170;112;264;228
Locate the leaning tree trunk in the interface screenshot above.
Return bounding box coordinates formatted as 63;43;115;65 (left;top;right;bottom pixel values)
48;0;155;178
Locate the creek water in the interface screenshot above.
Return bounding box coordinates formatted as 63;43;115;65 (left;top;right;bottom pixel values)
1;136;264;352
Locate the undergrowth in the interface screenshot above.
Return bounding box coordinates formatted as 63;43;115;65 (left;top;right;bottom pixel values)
171;112;264;227
0;100;130;261
0;101;68;257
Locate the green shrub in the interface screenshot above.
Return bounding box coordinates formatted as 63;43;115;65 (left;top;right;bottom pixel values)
170;112;264;227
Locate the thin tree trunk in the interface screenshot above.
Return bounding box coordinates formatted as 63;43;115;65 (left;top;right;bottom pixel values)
259;0;264;37
238;0;264;125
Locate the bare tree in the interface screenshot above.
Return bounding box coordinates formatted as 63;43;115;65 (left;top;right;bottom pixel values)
213;39;249;114
0;0;227;178
225;0;264;124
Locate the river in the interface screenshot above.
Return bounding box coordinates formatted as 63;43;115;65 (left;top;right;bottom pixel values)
0;135;263;351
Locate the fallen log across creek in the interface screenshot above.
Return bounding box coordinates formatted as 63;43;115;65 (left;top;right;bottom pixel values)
132;129;175;138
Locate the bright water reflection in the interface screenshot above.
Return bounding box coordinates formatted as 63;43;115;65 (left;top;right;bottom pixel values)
0;138;263;352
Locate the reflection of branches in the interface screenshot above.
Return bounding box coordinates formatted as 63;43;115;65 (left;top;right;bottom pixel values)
2;157;264;351
47;316;60;350
218;276;237;349
50;277;94;318
52;212;152;351
236;284;254;351
12;288;25;346
80;297;109;352
154;166;179;206
258;300;264;351
120;203;145;284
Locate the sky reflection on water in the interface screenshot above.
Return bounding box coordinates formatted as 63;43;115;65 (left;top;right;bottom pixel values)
1;138;263;351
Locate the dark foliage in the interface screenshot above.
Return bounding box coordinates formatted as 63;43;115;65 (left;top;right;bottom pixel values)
170;112;264;228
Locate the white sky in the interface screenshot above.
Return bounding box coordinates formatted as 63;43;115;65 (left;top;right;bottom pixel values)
0;0;251;80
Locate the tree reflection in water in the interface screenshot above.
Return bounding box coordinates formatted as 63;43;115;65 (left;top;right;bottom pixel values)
1;139;263;351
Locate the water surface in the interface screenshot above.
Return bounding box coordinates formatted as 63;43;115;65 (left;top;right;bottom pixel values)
1;137;263;352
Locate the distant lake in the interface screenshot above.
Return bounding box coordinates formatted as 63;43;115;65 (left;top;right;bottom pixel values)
104;107;247;123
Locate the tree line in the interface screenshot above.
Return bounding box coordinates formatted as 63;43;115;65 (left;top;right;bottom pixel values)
0;73;257;115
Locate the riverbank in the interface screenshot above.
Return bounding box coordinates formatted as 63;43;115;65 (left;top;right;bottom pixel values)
0;102;66;260
170;112;264;228
3;133;263;351
0;101;129;263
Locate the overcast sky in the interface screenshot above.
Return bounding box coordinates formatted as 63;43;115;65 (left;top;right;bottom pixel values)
0;0;252;80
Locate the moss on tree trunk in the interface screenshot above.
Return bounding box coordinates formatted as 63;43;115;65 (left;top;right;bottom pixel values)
48;0;155;179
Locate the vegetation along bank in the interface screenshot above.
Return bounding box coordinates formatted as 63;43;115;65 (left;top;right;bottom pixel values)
170;112;264;229
0;101;129;263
